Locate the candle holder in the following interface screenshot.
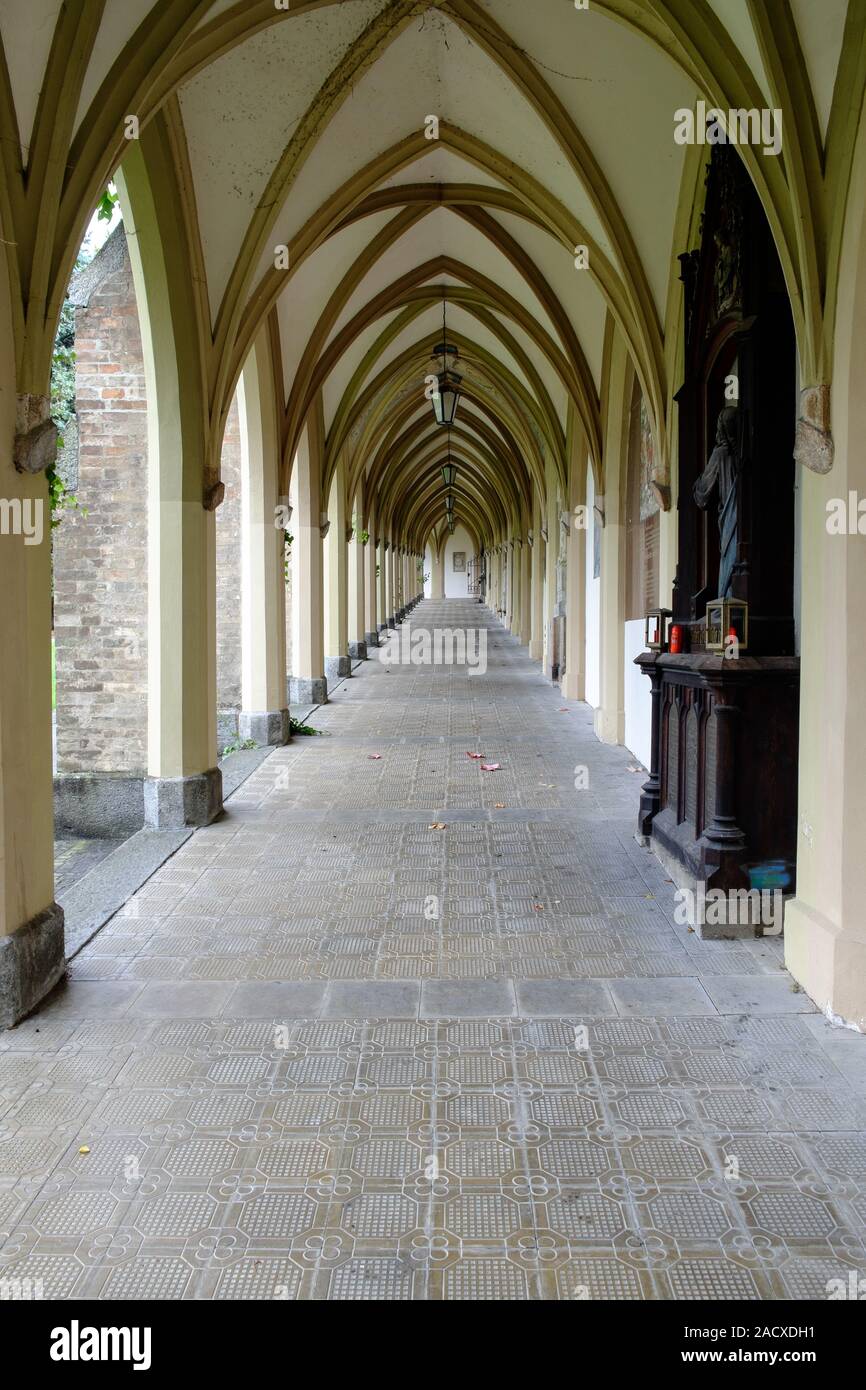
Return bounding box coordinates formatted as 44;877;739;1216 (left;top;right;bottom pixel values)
705;597;749;653
644;608;673;652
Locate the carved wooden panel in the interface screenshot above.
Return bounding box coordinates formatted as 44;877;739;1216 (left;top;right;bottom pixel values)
666;700;679;814
704;704;717;832
685;706;699;828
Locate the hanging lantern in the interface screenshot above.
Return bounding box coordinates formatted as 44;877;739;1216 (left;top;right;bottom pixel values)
430;298;461;426
445;492;454;516
441;461;457;488
431;363;461;426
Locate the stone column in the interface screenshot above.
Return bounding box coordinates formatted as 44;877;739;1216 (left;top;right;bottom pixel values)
543;460;559;681
238;328;289;748
289;414;327;707
117;148;222;830
324;460;351;686
348;531;367;660
0;286;64;1023
364;491;379;646
529;493;544;662
377;537;388;635
562;419;588;700
504;541;515;630
430;545;444;599
784;125;866;1026
595;328;629;745
387;538;397;626
519;535;532;643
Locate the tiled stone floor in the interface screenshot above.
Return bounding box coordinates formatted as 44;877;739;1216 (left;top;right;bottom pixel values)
3;600;866;1300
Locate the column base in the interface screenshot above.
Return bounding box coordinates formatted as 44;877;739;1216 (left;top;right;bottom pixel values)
561;671;585;701
325;655;352;683
594;705;625;745
144;767;223;829
785;898;866;1029
365;631;380;649
289;676;328;706
238;709;290;747
348;641;368;660
0;903;66;1029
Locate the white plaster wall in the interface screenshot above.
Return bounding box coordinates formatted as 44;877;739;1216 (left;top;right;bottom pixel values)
444;525;472;596
623;618;652;769
585;470;601;708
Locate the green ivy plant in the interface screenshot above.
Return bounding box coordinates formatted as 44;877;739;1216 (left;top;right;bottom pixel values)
49;277;87;528
97;187;119;223
283;530;293;582
48;191;118;529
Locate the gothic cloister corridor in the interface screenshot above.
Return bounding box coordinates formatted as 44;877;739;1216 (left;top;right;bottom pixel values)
2;603;865;1303
4;0;866;1333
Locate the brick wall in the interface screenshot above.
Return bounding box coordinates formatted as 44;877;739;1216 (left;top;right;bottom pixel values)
54;227;267;773
54;227;148;774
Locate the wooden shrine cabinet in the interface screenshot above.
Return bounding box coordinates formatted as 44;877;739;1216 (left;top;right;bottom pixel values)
636;145;800;920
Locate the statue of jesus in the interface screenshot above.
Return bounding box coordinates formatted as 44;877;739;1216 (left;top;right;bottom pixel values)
694;406;740;597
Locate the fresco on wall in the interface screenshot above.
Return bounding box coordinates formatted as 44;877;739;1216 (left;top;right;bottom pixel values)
639;397;659;521
453;552;466;572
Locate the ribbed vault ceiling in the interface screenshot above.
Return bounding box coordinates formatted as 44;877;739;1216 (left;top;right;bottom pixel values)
0;0;854;553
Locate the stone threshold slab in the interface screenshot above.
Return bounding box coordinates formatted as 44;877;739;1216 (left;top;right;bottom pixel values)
60;745;279;959
59;827;192;958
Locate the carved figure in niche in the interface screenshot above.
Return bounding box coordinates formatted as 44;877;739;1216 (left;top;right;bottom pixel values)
693;406;740;597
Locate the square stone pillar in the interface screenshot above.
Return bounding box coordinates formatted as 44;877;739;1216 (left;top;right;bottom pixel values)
117;151;222;830
348;485;367;660
529;494;544;662
594;328;629;745
562;419;588;700
289;411;328;707
543;459;560;680
364;493;378;646
0;380;64;1026
324;458;351;684
238;327;289;747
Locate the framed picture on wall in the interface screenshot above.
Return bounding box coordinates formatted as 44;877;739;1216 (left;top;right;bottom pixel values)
453;552;466;572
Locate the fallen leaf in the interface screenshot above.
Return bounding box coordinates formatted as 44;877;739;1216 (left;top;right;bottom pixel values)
481;762;500;772
533;903;545;911
466;751;483;760
557;708;570;713
494;803;506;809
78;1146;90;1155
428;822;446;831
368;754;382;760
